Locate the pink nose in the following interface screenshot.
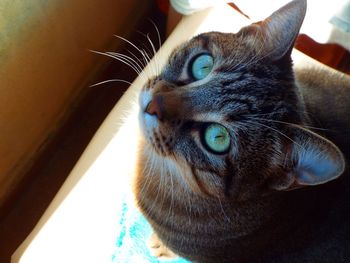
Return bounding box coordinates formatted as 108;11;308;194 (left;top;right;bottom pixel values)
145;95;163;120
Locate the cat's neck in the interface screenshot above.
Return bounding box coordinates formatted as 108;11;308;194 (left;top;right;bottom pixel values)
136;146;287;240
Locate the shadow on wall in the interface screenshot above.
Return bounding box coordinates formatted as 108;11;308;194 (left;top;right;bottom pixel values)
0;0;150;215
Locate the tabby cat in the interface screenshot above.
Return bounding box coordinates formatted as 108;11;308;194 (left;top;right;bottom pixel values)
135;0;350;262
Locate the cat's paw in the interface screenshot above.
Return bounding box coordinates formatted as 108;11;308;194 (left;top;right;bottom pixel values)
148;233;178;260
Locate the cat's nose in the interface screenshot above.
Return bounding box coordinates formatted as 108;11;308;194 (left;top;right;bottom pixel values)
145;95;163;120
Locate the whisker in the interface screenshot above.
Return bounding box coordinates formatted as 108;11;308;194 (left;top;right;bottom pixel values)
244;119;304;149
217;197;231;223
139;153;157;204
144;155;163;216
112;56;142;75
90;79;132;87
136;31;155;56
146;33;160;75
136;29;162;77
245;116;329;132
149;20;164;77
114;35;153;75
148;19;162;50
89;50;142;75
157;159;167;214
126;49;147;69
140;46;157;76
106;51;144;74
166;162;175;224
114;34;146;56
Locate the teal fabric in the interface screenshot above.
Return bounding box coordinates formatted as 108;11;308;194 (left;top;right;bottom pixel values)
111;190;189;262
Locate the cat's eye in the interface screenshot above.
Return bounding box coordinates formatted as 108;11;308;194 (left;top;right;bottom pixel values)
191;54;214;80
203;124;230;154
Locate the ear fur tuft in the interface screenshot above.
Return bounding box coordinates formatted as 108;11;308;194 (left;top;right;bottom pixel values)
238;0;307;61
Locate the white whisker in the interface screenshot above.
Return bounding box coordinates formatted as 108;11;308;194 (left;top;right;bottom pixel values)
114;34;154;78
141;47;156;76
89;49;141;75
126;49;147;69
245;116;329;132
149;20;163;77
244;119;304;149
90;79;132;87
114;34;146;57
146;34;160;75
106;51;144;74
137;28;163;77
217;197;231;223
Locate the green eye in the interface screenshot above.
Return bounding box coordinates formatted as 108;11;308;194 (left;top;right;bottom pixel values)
191;54;214;80
203;124;230;154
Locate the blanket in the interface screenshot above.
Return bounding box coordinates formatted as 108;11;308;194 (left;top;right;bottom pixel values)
112;191;189;263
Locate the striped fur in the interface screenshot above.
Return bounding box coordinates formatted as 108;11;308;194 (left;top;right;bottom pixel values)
134;0;349;262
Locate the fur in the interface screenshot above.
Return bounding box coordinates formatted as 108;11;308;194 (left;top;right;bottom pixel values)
134;0;350;262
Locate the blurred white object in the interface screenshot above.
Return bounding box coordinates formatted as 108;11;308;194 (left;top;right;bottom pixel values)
170;0;350;50
170;0;233;15
330;1;350;32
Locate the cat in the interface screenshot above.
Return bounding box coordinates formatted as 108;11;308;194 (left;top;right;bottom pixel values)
134;0;350;262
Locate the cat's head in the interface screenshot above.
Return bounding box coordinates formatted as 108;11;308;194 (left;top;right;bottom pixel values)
138;0;345;201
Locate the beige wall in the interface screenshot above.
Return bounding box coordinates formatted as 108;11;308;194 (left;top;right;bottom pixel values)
0;0;149;209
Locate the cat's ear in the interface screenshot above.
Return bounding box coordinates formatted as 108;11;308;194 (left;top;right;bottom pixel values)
238;0;307;61
270;126;346;191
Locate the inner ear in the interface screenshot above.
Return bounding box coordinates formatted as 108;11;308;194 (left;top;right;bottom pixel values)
291;128;345;186
237;0;307;61
271;126;346;191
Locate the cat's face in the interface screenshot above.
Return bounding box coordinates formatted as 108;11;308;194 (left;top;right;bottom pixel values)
138;0;344;201
139;31;300;199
